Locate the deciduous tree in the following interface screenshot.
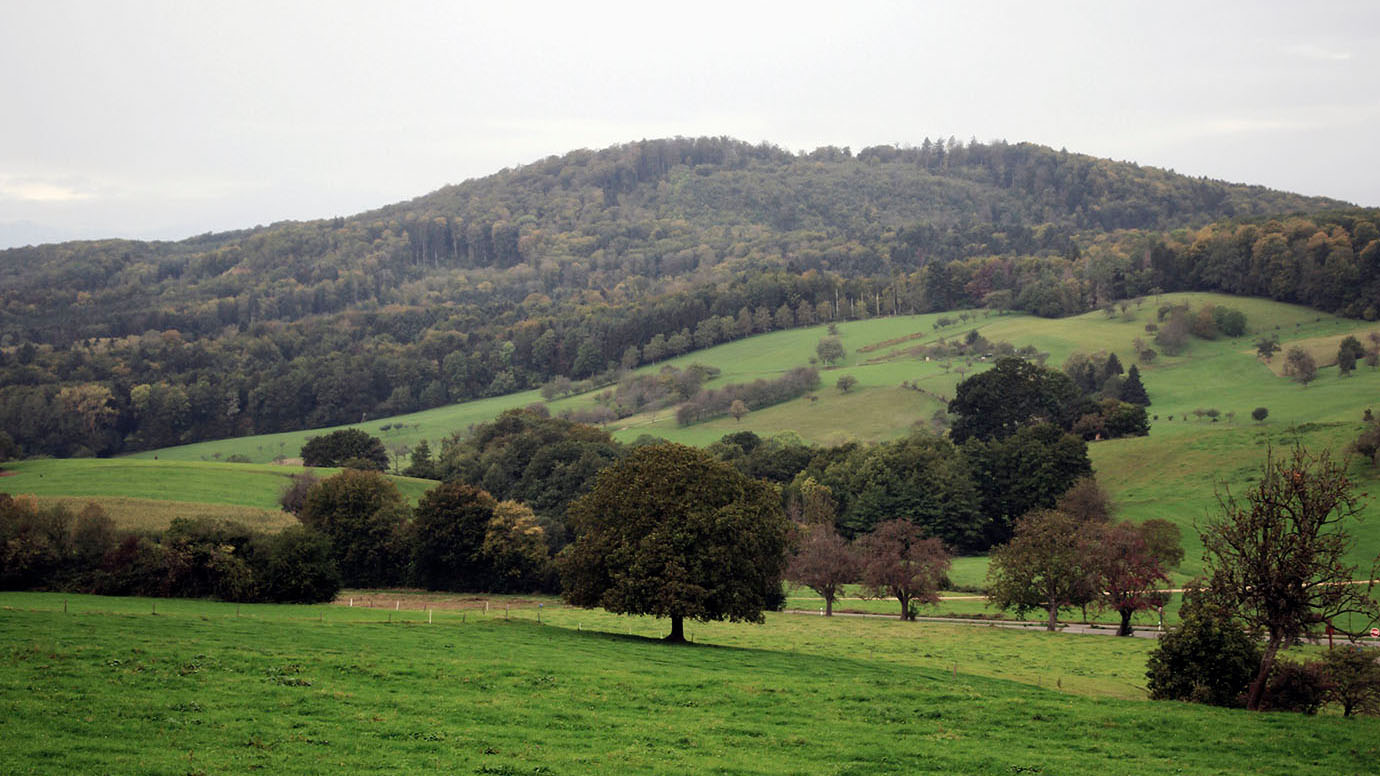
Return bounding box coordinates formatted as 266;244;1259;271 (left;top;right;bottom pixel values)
786;525;859;616
1201;445;1380;710
558;443;790;643
858;519;950;620
987;509;1097;631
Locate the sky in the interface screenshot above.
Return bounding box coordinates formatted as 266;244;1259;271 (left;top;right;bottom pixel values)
2;0;1378;249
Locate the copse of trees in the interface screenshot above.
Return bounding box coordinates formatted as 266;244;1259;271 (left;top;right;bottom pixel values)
0;494;341;603
675;367;820;426
300;429;390;470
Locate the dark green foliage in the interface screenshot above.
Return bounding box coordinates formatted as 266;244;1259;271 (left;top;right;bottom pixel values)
961;423;1092;547
709;432;814;484
0;494;73;590
1212;306;1248;337
250;525;340;603
1261;660;1328;715
403;439;439;479
1146;594;1261;707
0;429;18;463
438;409;621;547
1338;335;1366;376
1320;645;1380;716
298;469;411;588
1120;364;1150;406
1252;406;1269;422
559;443;790;642
411;482;498;592
834;374;857;393
300;429;389;470
948;357;1082;443
810;433;985;551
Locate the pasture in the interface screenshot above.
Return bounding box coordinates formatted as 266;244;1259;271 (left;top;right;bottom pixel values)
0;458;434;533
2;592;1375;775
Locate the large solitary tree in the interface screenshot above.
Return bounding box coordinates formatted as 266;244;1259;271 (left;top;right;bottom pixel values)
1201;445;1380;710
558;443;790;642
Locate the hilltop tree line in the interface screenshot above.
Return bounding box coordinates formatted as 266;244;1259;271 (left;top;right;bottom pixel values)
0;136;1371;459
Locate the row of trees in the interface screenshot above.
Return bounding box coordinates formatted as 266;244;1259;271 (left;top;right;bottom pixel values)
291;469;554;593
0;495;338;603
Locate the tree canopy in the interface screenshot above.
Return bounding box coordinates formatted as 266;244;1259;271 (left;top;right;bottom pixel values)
558;443;790;642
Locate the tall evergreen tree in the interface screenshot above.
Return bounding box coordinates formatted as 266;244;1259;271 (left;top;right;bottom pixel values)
1120;364;1150;406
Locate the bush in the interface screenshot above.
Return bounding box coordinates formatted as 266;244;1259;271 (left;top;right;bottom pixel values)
300;429;388;470
1321;645;1380;716
1251;407;1269;423
1146;595;1260;707
1261;659;1328;714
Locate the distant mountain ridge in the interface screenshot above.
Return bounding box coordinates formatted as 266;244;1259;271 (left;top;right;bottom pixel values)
0;136;1373;458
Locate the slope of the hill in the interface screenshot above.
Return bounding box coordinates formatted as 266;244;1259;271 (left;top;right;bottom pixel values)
1;137;1375;460
106;293;1380;574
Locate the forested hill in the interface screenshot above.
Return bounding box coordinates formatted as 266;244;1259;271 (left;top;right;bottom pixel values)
1;136;1375;458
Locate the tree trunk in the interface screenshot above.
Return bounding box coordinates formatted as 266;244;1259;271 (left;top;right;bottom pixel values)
899;594;912;620
1245;638;1281;710
665;615;686;643
1117;608;1134;637
1046;604;1058;631
825;596;833;617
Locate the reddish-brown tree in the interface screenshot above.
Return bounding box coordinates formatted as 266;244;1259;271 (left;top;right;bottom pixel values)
786;525;859;616
859;519;950;620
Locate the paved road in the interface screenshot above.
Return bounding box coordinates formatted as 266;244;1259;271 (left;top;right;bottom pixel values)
783;608;1380;645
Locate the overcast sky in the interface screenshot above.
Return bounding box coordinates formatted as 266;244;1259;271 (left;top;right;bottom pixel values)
2;1;1377;249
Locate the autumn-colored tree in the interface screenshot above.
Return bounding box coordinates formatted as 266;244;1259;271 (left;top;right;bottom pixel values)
1055;476;1114;524
481;500;551;592
1201;445;1380;711
858;518;950;620
730;399;749;422
1092;521;1172;636
558;444;790;642
1283;346;1318;387
786;524;859;616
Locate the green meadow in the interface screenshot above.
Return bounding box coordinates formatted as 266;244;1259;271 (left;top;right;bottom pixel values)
0;458;434;533
1;591;1373;775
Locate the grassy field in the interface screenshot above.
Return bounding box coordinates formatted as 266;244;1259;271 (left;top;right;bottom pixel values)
1;591;1373;775
0;458;435;533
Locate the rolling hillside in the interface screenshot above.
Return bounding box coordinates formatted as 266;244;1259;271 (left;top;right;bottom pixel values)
4;292;1361;579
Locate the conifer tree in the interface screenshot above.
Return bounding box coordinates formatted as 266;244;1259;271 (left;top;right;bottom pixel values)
1120;364;1150;406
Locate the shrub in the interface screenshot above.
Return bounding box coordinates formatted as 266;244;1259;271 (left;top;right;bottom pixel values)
1261;659;1328;714
1146;595;1260;707
1251;407;1269;423
1320;645;1380;716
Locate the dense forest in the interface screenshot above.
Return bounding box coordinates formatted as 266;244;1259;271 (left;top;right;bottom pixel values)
1;136;1375;458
